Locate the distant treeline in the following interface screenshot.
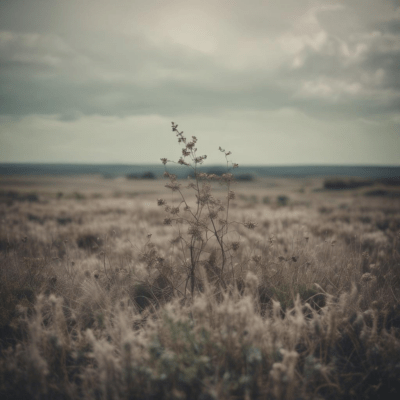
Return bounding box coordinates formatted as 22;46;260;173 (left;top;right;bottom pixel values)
324;177;400;190
126;172;156;180
1;164;400;180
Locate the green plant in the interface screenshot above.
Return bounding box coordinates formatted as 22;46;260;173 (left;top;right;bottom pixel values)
159;122;257;298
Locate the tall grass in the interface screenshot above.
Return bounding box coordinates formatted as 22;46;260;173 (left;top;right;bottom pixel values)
0;123;399;399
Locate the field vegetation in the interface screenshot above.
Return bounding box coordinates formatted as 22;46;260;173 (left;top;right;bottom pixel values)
0;123;400;399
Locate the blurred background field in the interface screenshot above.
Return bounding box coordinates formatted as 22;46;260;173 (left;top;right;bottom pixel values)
1;171;399;299
1;171;400;399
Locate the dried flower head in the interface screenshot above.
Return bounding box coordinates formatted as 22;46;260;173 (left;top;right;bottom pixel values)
163;217;172;226
165;182;181;192
231;241;240;251
170;207;180;215
187;182;196;189
227;190;235;200
194;156;206;164
160;158;168;165
197;173;208;180
182;149;190;157
244;221;258;230
208;210;218;219
188;225;202;241
157;198;166;206
178;158;189;166
197;192;211;205
221;173;234;183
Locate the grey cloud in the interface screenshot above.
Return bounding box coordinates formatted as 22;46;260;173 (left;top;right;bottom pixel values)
0;26;293;119
1;0;400;124
274;8;400;119
379;19;400;34
1;66;292;121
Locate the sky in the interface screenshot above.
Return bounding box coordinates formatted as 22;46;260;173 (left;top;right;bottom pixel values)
0;0;399;166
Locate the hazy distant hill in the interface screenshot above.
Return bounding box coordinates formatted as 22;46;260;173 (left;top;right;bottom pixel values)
0;163;399;179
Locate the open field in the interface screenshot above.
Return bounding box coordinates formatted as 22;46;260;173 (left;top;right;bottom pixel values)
1;174;400;399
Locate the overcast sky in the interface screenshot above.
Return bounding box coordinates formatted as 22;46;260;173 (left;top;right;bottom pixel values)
0;0;399;165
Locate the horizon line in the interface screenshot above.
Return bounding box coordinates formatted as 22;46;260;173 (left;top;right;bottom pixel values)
0;162;399;168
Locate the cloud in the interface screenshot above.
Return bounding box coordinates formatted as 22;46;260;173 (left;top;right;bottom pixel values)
0;0;399;164
274;4;400;119
1;1;399;123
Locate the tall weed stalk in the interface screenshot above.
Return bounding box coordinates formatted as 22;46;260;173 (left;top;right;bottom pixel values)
159;122;257;297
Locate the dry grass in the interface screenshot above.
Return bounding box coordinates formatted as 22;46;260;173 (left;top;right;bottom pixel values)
0;124;400;399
